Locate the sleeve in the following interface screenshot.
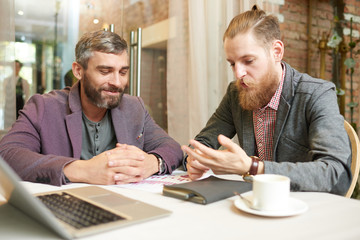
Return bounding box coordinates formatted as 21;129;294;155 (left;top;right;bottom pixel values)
136;97;183;174
0;95;74;186
194;82;238;149
264;82;352;195
182;82;238;169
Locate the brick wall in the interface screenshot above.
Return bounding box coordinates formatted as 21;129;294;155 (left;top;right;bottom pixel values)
278;0;360;130
277;1;335;78
343;0;360;127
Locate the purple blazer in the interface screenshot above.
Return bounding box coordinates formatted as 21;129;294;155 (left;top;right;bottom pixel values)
0;81;183;186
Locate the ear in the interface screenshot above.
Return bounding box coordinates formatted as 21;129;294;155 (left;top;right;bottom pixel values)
72;62;83;80
272;40;284;62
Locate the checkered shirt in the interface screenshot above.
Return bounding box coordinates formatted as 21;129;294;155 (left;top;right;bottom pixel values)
253;64;285;161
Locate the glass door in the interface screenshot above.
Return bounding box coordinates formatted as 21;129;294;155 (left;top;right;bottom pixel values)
122;0;170;132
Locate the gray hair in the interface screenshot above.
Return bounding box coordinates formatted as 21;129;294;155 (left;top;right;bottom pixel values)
75;30;128;69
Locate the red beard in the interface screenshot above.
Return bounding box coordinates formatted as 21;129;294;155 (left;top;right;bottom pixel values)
236;65;280;111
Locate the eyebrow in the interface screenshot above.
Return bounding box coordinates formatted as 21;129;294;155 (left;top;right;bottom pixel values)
226;54;256;62
96;65;130;71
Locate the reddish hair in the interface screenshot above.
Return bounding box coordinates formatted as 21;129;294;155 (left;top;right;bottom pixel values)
223;5;280;48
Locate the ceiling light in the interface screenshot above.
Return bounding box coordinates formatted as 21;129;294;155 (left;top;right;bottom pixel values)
17;10;24;15
93;18;99;24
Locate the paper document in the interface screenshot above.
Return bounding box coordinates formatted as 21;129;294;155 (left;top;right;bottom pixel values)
115;170;192;193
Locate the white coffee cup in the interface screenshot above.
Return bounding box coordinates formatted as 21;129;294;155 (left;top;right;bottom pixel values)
251;174;290;211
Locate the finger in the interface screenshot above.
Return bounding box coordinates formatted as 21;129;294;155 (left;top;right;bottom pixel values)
182;145;205;158
182;145;208;165
188;172;204;180
115;144;143;154
117;144;142;152
188;139;220;159
188;158;209;171
108;158;143;169
114;174;144;184
187;159;208;173
113;166;143;179
116;143;127;148
111;147;142;155
186;160;207;180
183;147;209;169
217;134;241;153
108;159;146;171
108;149;145;162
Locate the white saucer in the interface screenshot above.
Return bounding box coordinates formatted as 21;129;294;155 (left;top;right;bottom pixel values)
234;192;308;217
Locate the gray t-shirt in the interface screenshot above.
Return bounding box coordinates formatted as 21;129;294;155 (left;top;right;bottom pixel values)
81;110;117;160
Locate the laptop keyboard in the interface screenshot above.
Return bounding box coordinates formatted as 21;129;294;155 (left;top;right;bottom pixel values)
37;192;125;229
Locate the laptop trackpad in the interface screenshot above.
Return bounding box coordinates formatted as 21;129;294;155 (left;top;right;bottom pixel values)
89;194;134;207
66;186;135;208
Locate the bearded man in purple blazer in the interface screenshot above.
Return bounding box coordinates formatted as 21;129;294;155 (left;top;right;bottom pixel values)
0;30;183;186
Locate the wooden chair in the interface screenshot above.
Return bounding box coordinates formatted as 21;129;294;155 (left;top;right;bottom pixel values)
344;120;360;198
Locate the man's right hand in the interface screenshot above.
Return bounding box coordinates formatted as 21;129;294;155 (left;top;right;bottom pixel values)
182;148;210;180
63;150;120;185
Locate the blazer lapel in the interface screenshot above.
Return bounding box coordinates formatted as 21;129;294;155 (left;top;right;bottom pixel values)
111;107;129;144
272;62;294;160
66;81;83;158
272;96;290;158
66;112;83;158
242;110;257;156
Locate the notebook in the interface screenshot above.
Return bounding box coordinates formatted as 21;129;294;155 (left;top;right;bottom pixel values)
0;157;171;239
163;175;252;204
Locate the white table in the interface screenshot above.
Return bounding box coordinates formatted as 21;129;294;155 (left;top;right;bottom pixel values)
1;179;360;240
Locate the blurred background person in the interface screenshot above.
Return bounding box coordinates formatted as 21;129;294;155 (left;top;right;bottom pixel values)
15;60;30;118
64;69;77;87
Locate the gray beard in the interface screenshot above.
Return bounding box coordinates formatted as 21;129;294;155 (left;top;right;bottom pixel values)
83;73;124;109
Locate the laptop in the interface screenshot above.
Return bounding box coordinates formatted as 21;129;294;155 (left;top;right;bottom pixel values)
0;157;171;239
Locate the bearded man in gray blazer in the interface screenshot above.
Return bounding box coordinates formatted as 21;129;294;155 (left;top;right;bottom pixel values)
182;5;352;195
0;30;183;186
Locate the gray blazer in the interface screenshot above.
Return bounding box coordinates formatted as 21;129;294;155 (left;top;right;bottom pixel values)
193;62;352;195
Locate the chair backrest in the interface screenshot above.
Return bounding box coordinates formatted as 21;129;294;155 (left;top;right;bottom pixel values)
344;120;360;198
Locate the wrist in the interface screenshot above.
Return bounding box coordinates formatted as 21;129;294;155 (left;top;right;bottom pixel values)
150;153;165;175
63;160;86;183
258;160;265;174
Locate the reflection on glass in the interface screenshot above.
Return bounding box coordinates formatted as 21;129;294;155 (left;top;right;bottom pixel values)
0;41;15;130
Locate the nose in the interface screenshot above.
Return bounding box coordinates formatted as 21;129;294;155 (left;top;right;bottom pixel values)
234;63;246;80
109;72;127;88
